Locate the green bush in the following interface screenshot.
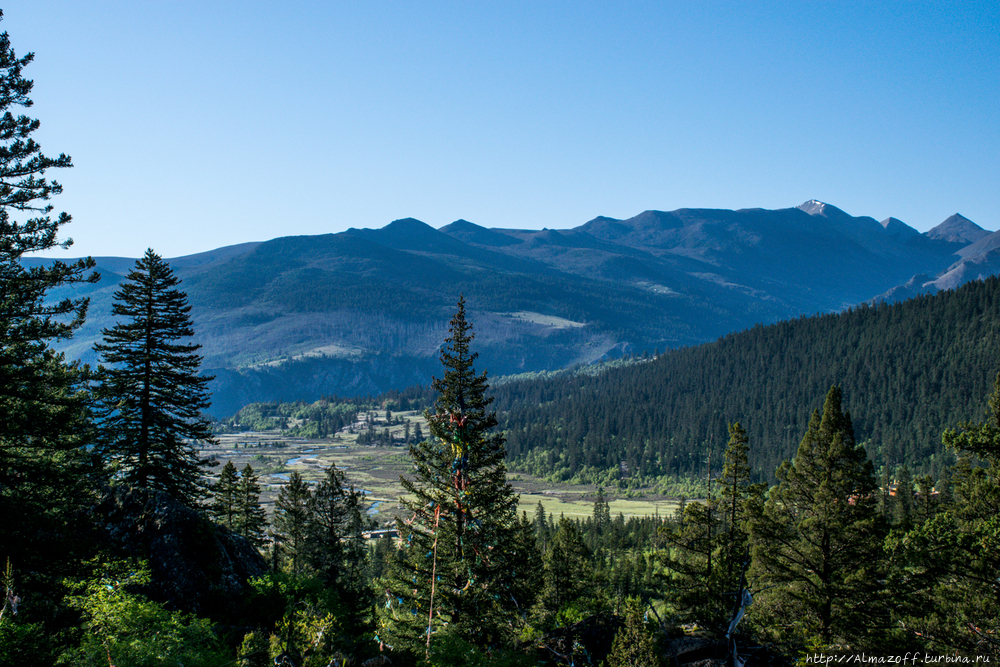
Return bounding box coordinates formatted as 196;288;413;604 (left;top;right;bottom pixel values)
58;560;227;667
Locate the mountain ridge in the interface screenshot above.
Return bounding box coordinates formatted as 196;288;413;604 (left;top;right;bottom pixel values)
36;200;995;416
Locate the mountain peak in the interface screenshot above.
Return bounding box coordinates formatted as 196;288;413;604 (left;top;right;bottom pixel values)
344;217;461;253
438;219;522;247
797;200;852;221
384;217;434;232
926;213;989;245
880;217;920;238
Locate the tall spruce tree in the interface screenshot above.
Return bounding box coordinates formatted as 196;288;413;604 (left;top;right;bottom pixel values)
717;423;762;593
273;471;312;575
593;486;612;530
307;464;370;590
307;464;373;641
540;516;594;614
533;500;550;550
209;460;240;530
0;9;98;591
659;422;761;630
237;464;268;549
747;386;888;651
93;249;215;506
383;296;520;653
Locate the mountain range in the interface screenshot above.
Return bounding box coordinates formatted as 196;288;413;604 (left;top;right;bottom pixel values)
33;200;996;416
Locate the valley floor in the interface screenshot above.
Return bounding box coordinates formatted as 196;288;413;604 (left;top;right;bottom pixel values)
206;410;680;526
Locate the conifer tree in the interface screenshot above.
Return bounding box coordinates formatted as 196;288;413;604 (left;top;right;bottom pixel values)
237;464;268;549
593;486;611;530
0;10;98;582
383;296;520;652
210;461;240;530
540;516;594;614
747;386;888;650
717;422;763;593
606;597;664;667
273;471;312;574
306;464;373;642
658;489;722;626
891;464;915;529
93;249;215;506
659;422;760;630
914;473;937;524
510;512;544;613
533;500;550;550
307;464;369;590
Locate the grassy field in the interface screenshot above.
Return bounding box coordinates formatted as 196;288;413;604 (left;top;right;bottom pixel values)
206;409;680;526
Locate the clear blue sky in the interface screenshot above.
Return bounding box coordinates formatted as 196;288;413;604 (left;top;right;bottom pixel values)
7;1;998;258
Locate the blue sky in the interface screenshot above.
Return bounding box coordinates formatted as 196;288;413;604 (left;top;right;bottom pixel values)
7;1;998;258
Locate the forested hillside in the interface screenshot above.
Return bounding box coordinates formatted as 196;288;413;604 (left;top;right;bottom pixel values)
494;275;1000;482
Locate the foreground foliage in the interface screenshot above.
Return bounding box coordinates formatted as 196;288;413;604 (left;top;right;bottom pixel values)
886;373;1000;655
0;8;99;654
60;561;226;667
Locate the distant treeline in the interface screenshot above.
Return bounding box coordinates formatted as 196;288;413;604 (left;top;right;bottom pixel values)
220;385;435;436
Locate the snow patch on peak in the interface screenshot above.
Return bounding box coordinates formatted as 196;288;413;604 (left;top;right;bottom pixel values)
798;200;828;216
797;200;851;221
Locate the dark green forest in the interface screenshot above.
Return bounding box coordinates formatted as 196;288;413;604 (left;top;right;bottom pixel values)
494;276;1000;486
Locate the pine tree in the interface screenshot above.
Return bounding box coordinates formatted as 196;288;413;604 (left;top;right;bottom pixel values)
533;500;549;550
510;512;544;614
747;386;888;650
383;296;520;652
237;464;268;549
593;486;611;530
891;464;915;529
0;9;98;585
306;464;373;643
717;422;762;596
658;490;722;626
658;422;761;630
210;461;240;530
606;597;664;667
273;471;312;575
93;249;215;506
540;516;594;614
307;464;369;590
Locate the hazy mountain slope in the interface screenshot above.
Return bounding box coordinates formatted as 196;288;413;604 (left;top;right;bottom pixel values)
875;223;999;304
573;203;960;309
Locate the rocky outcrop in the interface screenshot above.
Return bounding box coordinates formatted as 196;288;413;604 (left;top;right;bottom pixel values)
95;485;267;616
